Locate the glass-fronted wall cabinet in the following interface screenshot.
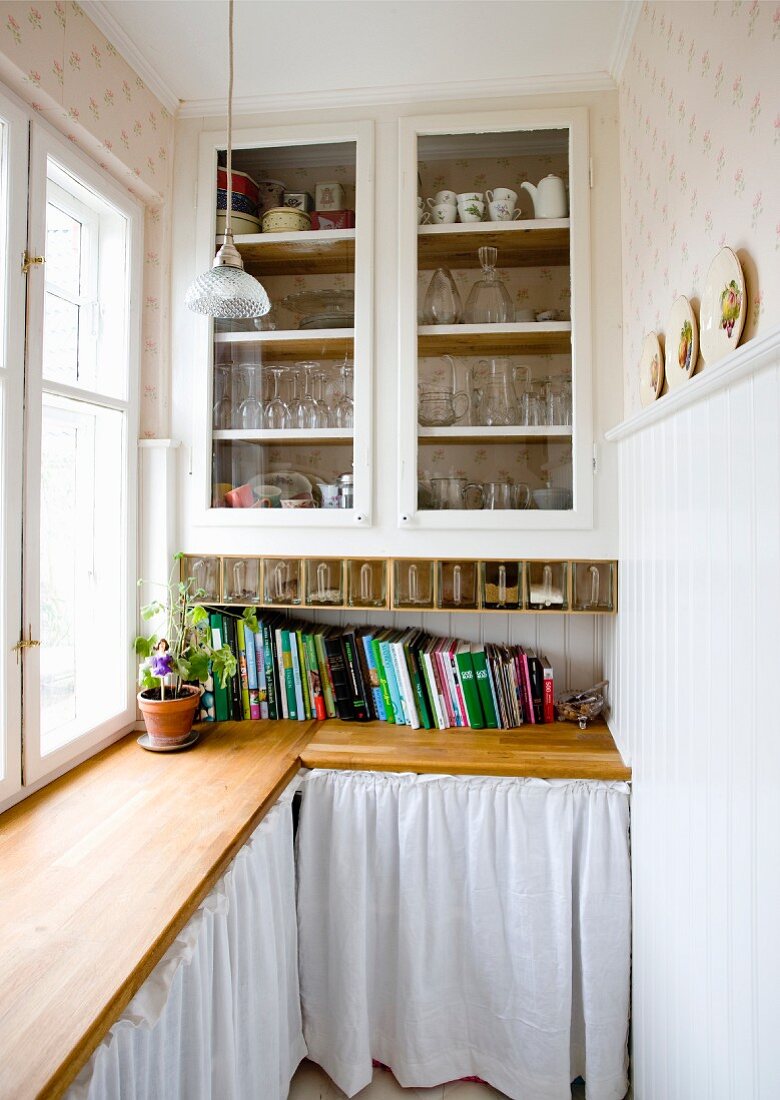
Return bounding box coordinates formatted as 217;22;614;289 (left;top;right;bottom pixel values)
398;108;593;529
193;120;374;526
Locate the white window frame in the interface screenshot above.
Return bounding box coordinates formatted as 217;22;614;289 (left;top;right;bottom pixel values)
0;88;28;804
22;122;142;787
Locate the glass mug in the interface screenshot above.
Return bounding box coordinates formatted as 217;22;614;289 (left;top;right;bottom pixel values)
418;388;469;427
429;477;484;510
483;481;532;510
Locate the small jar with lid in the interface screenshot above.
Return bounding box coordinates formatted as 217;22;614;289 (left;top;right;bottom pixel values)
337;472;354;509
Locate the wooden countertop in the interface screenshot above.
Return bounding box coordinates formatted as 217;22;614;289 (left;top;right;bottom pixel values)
0;720;315;1100
0;716;628;1099
301;719;631;780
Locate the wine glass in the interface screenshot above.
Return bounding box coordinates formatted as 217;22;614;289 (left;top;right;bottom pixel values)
334;362;354;429
464;246;512;324
212;363;233;429
237;364;263;430
311;369;331;428
264;366;291;429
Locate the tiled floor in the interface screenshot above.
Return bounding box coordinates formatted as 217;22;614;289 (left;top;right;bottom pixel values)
288;1060;588;1099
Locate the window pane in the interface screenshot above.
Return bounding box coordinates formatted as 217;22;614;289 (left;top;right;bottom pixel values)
43;291;79;384
45;202;82;294
40;395;126;754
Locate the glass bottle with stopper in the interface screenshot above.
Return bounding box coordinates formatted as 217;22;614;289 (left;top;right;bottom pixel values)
464;246;512;324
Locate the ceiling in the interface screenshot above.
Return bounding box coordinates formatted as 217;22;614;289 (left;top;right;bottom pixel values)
82;1;639;116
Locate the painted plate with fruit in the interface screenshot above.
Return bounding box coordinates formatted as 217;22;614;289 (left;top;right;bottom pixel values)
700;246;746;365
639;331;664;407
665;295;699;389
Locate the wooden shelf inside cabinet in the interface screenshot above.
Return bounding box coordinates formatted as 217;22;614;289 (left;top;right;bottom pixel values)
228;229;355;275
418;322;571;357
417;219;570;269
418;425;572;444
213;328;354;362
213;428;352;447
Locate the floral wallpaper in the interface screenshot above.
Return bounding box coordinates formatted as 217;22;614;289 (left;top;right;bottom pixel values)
619;0;780;412
0;1;174;436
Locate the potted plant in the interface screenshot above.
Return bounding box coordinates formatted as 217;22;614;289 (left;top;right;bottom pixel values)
134;553;252;747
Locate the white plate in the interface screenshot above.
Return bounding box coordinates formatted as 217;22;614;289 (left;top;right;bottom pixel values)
700;246;746;365
639;332;664;407
665;296;698;389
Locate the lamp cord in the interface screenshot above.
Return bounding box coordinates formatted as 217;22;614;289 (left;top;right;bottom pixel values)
225;0;234;236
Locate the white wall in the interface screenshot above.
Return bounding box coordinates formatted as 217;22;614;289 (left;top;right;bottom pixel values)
603;329;780;1098
169;89;623;564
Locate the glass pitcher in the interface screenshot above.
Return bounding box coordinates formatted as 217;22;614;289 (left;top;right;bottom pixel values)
418;355;469;426
429;477;484;510
475;358;517;426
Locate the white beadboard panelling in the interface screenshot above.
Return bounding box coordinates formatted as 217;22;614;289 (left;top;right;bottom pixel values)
604;337;780;1099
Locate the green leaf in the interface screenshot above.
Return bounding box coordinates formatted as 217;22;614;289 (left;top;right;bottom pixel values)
212;645;237;688
134;635;157;657
141;600;163;620
173;551;184;561
191;604;209;625
175;656;192;680
186;650;210;683
241;607;259;633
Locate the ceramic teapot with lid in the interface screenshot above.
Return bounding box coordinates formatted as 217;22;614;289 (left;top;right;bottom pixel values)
520;174;568;219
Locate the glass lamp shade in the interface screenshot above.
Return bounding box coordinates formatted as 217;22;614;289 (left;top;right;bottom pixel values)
185;234;270;319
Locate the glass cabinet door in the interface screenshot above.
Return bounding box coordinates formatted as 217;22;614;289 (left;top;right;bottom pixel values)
398;108;592;529
194;120;373;526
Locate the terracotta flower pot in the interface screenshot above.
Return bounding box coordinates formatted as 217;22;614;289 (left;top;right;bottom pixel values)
137;686;201;747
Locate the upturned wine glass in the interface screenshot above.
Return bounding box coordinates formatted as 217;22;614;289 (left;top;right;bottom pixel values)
264;366;291;429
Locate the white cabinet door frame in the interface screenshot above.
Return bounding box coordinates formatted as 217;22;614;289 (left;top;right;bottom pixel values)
398;107;594;530
192;119;375;528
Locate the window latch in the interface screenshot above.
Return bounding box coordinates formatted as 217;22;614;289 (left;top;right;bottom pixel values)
12;626;40;663
21;250;44;274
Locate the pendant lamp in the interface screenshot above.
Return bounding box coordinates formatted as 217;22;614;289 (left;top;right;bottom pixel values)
185;0;270;318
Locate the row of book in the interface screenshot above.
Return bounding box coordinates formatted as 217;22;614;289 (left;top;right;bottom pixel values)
200;611;555;730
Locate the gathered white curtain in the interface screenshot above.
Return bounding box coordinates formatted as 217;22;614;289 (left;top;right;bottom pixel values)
67;784;306;1100
296;770;631;1100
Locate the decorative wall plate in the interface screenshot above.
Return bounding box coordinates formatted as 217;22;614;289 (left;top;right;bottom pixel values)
639;332;664;407
665;296;698;389
699;246;746;365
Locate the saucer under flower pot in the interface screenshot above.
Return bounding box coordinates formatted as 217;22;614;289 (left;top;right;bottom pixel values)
137;686;201;748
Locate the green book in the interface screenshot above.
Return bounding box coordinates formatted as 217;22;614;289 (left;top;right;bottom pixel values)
289;630;306;719
314;631;337;718
471;645;499;729
455;642;485;729
208;613;230;721
295;631;312;719
371;635;396;723
280;630;297;719
236;621;251;720
405;641;432;730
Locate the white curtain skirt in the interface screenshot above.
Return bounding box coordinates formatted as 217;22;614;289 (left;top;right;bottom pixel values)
67;783;306;1100
296;770;631;1100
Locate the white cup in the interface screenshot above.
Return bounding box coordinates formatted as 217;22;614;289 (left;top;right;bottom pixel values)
430;202;457;224
488;200;522;222
417;196;425;210
457;192;484;204
457;199;485;223
428;190;457;207
486;187;518;206
417;208;431;225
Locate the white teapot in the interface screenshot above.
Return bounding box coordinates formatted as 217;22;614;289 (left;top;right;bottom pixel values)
520;174;568;219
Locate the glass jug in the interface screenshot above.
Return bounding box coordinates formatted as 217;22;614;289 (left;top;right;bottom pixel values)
475;358;517;426
429;477;484;510
464;246;512;324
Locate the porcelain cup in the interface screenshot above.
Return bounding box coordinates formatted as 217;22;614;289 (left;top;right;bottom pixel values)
457;192;484;204
457;199;485;223
319;483;340;509
486;187;518;206
488;200;522;222
417;195;425;209
417;208;431;225
430;202;457;224
428;190;457;207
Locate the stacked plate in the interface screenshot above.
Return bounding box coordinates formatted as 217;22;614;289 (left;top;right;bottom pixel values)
281;289;355;330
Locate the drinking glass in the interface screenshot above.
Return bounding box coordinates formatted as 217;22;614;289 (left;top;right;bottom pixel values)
212;363;233;429
334;362;354;428
292;361;323;429
237;364;264;430
464;246;512;324
311;370;331;427
422;267;462;325
264;367;291;429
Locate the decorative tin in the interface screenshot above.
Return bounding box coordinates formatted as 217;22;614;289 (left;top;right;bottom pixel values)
310;210;356;231
261;206;311;233
314;181;344;210
283;191;314;212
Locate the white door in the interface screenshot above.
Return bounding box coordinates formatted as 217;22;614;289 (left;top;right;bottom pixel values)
22;123;141;786
0;89;27;803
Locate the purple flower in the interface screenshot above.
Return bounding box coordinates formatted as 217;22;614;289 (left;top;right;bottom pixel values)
150;652;174;679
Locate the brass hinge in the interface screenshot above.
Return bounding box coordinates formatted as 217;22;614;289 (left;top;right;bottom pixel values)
21;250;44;274
12;626;40;663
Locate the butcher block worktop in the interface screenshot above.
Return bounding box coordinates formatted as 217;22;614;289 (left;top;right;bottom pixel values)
0;717;628;1099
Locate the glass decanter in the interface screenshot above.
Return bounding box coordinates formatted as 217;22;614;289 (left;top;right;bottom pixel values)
464;246;512;324
422;267;462;325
